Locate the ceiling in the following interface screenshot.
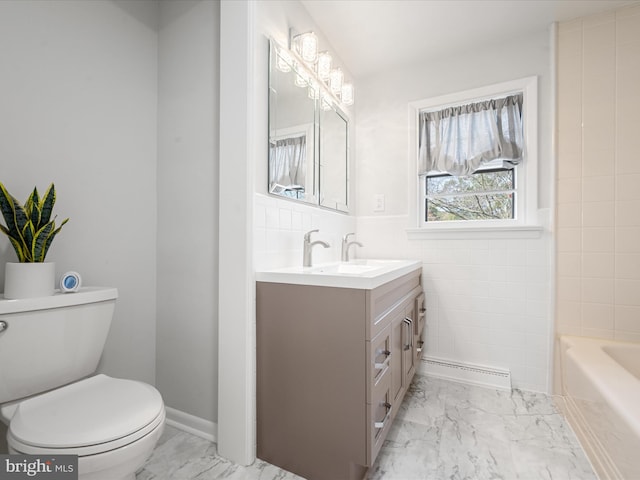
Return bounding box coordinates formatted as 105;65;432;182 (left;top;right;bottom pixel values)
300;0;638;79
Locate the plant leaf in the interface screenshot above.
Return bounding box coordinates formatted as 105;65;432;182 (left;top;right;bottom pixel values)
0;183;18;234
32;222;53;262
7;236;26;262
40;217;69;261
39;183;56;226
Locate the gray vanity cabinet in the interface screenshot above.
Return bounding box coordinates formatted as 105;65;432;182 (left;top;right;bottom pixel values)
256;268;423;480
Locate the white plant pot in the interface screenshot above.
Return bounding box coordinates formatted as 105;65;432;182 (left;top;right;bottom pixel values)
3;262;56;299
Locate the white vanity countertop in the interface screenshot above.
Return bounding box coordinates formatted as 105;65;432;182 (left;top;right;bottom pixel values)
255;259;422;290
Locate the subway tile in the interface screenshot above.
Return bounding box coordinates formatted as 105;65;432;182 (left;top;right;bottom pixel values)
615;253;640;280
615;200;640;226
614;305;640;333
618;11;640;44
582;253;615;278
526;265;550;284
558;178;581;204
559;18;583;33
583;227;614;253
583;149;614;177
557;276;581;302
615;174;640;201
616;3;640;20
556;300;582;327
556;323;582;336
583;11;615;29
582;302;615;330
582;327;615;339
582;176;613;203
615;226;640;253
583;201;614;227
557;152;582;179
557;253;581;277
556;226;582;253
557;202;582;227
581;277;614;304
615;278;640;306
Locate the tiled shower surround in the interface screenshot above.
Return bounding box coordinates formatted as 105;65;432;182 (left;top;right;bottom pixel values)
556;5;640;342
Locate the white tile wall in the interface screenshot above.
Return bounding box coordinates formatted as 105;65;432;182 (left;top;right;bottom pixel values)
254;193;356;271
556;5;640;344
357;214;553;393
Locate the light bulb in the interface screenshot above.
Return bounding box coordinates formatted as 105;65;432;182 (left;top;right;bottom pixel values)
317;51;332;80
341;83;354;105
294;32;318;64
329;68;343;96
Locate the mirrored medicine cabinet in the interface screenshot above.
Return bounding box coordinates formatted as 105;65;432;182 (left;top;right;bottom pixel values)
268;40;349;213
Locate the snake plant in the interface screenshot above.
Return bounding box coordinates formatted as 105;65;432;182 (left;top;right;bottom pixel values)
0;182;69;262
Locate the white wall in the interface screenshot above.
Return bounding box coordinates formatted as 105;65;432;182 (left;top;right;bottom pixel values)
157;0;220;424
0;0;158;385
355;29;555;393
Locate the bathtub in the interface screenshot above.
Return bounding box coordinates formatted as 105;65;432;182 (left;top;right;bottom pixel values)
559;336;640;480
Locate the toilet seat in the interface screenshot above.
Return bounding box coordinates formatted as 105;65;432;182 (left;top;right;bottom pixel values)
7;374;165;456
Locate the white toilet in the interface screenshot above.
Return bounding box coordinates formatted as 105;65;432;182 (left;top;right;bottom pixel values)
0;287;165;480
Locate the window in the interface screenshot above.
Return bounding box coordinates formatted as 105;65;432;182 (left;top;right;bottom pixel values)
426;168;515;222
408;77;539;237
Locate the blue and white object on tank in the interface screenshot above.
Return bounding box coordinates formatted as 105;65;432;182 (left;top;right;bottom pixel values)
60;271;82;293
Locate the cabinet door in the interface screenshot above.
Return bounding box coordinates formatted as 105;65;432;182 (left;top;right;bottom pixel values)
402;302;416;388
390;308;405;404
414;293;426;363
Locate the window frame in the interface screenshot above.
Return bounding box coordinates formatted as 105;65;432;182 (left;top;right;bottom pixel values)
407;76;540;239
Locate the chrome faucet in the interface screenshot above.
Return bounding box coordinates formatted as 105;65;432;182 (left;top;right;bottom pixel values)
303;229;330;267
341;233;363;262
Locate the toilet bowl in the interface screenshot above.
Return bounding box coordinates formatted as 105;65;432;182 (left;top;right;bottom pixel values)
2;375;165;480
0;287;165;480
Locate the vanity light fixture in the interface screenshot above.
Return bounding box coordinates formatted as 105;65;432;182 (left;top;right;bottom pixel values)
341;83;354;106
328;68;344;96
292;31;318;64
279;30;354;109
317;51;332;80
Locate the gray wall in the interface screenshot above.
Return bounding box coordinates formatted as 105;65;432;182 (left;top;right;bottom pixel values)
0;0;222;425
157;0;220;423
0;0;159;385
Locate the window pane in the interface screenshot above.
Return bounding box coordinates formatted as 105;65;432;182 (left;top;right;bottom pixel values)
426;193;514;222
427;169;514;195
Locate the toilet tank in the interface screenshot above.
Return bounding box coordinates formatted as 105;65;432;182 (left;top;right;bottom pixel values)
0;287;117;404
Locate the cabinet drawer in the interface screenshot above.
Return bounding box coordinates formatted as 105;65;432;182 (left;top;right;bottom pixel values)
368;370;392;465
366;270;421;340
367;324;391;403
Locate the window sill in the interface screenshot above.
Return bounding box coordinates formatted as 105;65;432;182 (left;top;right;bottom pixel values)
406;224;544;240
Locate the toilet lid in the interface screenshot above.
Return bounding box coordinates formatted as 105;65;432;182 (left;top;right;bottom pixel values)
9;374;164;449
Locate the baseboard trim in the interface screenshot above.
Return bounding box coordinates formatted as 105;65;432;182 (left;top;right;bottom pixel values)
419;356;512;391
164;406;217;443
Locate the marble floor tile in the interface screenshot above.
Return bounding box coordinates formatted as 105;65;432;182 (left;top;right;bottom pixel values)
138;375;596;480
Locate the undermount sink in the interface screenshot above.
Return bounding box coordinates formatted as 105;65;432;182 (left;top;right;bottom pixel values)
256;259;422;289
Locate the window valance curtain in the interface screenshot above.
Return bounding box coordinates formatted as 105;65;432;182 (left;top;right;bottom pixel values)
269;134;306;187
418;93;524;176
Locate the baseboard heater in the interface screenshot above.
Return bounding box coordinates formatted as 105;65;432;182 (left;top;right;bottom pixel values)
420;356;512;391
